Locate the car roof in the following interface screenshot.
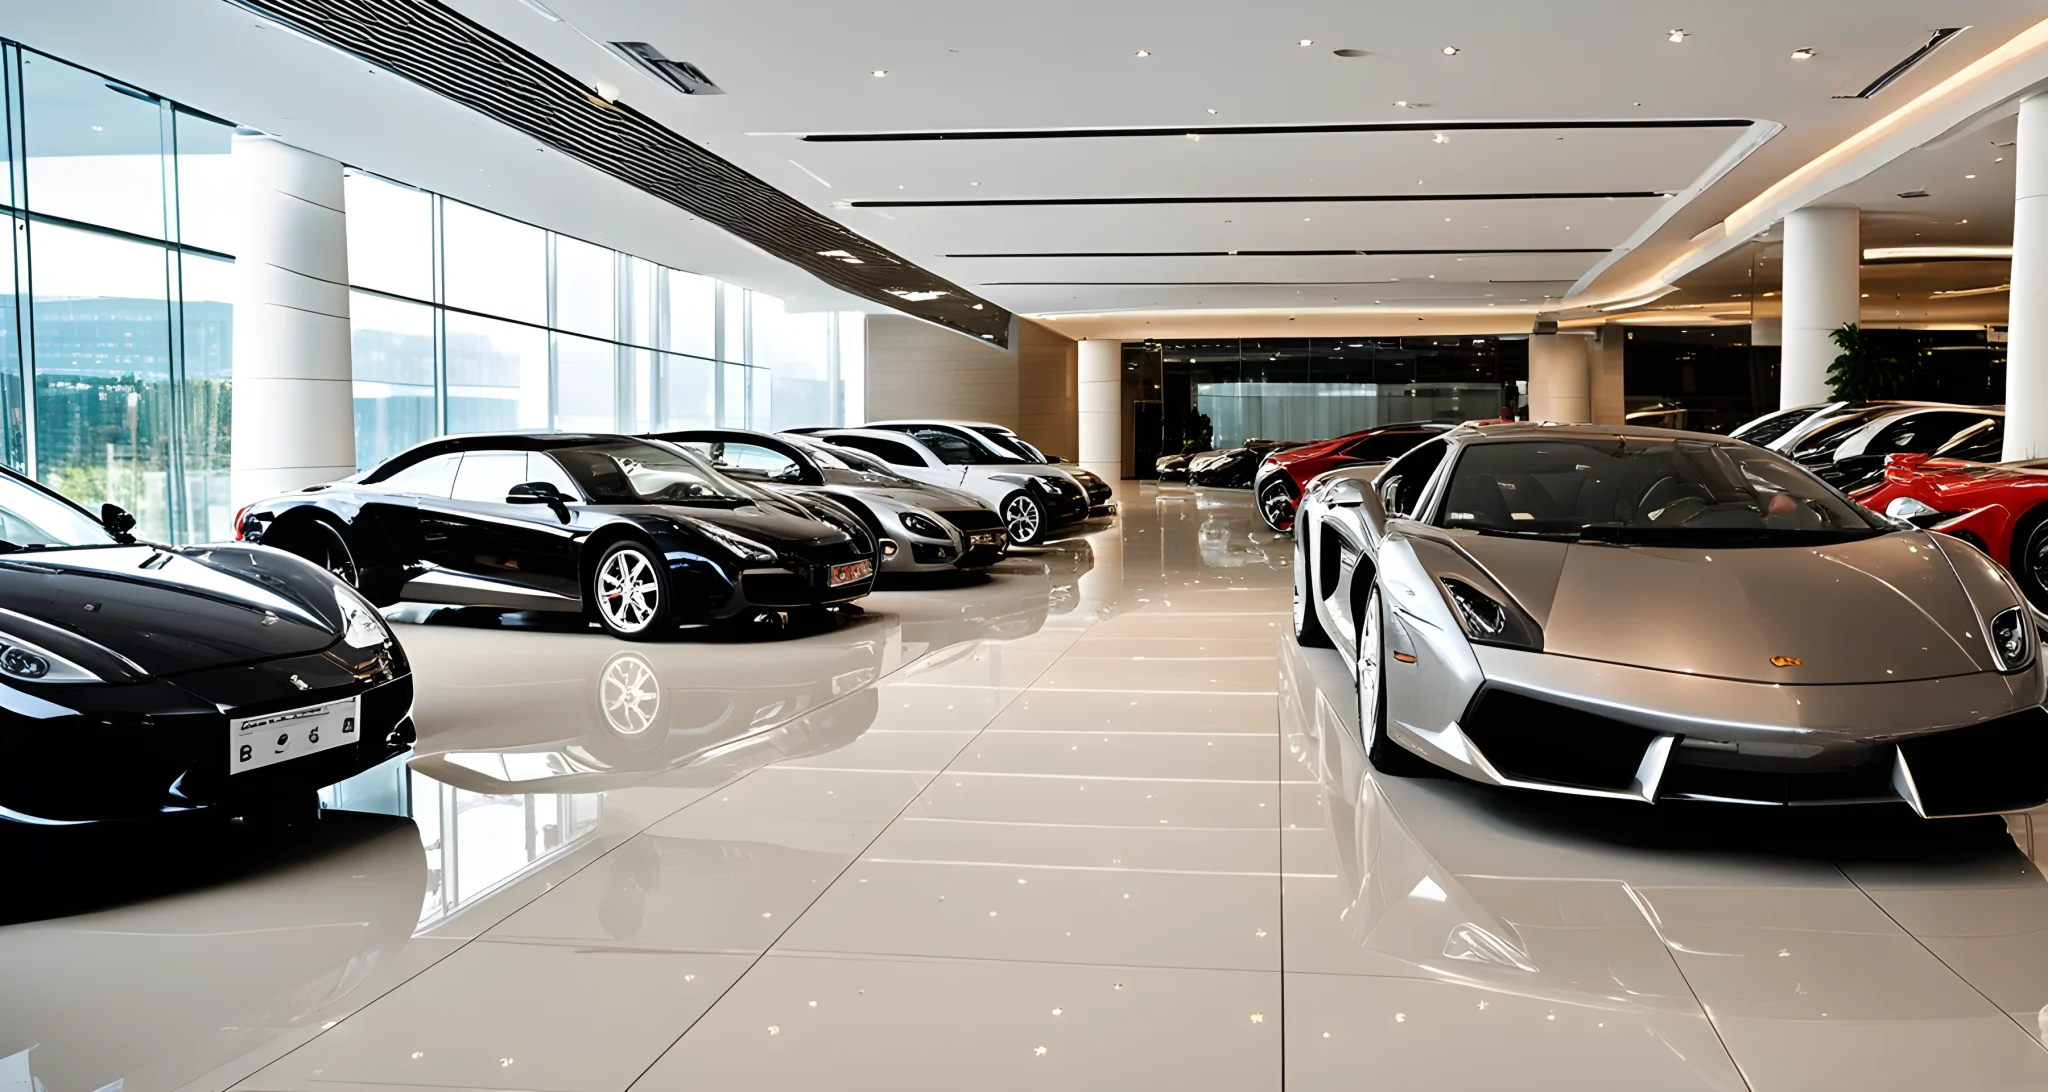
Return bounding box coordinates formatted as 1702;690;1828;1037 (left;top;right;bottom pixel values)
810;427;939;451
1448;421;1753;446
869;418;1009;431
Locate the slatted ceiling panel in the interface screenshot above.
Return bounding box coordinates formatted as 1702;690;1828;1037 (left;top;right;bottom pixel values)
230;0;1013;345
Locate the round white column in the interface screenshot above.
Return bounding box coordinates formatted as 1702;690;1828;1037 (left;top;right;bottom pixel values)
1780;206;1861;408
230;134;356;508
2006;94;2048;461
1527;333;1590;423
1077;339;1122;480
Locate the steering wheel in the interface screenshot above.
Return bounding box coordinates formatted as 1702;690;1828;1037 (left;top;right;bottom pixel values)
1637;475;1714;522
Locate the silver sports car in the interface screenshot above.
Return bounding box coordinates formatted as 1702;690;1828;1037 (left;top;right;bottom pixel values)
1293;422;2048;817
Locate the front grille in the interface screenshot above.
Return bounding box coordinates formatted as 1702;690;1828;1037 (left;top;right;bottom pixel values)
938;508;1003;533
1657;754;1897;805
742;571;813;607
1459;688;1658;792
1898;707;2048;815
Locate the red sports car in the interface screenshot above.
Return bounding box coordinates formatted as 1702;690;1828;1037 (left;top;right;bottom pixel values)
1855;452;2048;609
1252;422;1454;531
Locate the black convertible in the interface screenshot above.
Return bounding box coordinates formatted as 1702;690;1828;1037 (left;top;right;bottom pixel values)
236;433;880;640
0;468;413;824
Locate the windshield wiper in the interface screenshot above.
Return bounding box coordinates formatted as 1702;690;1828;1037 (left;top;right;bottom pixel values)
1460;525;1583;541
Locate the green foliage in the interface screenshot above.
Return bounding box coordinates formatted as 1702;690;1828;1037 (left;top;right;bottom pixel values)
1824;323;1914;402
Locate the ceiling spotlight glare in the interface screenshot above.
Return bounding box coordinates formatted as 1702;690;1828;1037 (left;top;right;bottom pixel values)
1298;39;1314;47
1207;107;1218;114
1433;132;1449;144
1441;45;1460;55
1134;49;1151;57
972;303;985;309
1966;173;1977;179
1790;47;1816;60
871;69;888;77
1668;29;1687;42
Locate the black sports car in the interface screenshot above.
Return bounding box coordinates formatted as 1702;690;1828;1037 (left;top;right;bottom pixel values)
1188;440;1307;488
0;468;413;824
1156;452;1199;482
236;433;880;640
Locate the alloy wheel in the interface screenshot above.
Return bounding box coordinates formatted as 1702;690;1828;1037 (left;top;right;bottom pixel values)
1259;480;1295;531
1004;495;1042;544
598;548;660;634
311;522;359;587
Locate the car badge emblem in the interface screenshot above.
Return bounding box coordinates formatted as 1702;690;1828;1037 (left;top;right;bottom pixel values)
289;674;311;690
1770;656;1802;668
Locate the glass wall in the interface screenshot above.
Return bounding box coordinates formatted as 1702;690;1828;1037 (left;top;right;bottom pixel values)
0;43;238;543
341;170;864;469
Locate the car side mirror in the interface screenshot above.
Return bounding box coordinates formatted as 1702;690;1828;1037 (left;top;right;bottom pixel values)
100;503;136;543
506;481;565;504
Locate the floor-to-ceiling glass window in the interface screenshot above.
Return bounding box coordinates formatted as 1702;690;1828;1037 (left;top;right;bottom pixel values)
0;43;237;542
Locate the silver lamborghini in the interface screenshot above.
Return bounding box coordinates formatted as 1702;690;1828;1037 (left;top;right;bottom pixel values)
1292;422;2048;817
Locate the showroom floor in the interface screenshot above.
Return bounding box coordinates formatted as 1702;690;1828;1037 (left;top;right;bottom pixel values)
11;486;2048;1090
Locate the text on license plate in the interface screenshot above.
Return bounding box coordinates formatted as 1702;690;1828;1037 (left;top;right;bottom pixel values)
830;559;874;586
230;696;360;774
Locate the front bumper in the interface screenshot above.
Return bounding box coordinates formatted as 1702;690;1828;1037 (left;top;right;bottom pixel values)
0;646;415;823
1391;644;2048;816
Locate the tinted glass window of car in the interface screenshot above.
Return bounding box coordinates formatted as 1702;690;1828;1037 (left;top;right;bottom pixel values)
1792;409;1895;459
1734;408;1811;446
378;452;462;497
527;453;584;499
0;475;114;547
1936;419;2003;462
1347;431;1435;461
1377;438;1449;517
1438;438;1886;543
451;451;530;503
829;434;926;467
792;439;918;487
683;440;806;483
1867;412;1990;457
554;441;750;503
905;428;983;466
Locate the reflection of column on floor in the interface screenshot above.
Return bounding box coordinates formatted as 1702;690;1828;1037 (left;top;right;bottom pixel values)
1073;520;1124;622
2009;94;2048;460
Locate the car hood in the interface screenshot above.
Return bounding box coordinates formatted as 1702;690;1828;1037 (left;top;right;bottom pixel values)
1455;531;1995;683
831;481;986;512
671;500;845;545
0;544;348;677
1271;438;1345;468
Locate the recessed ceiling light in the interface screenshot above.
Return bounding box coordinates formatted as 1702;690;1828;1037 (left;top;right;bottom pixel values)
1965;173;1977;179
871;69;888;77
1441;45;1460;55
1433;132;1449;144
1668;29;1688;43
1790;47;1816;60
1206;108;1217;114
1134;49;1151;57
1298;39;1313;47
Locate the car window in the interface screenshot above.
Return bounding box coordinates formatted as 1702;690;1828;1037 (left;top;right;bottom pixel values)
1934;419;2003;463
1733;407;1811;445
376;452;461;497
553;441;750;504
1867;412;1990;457
683;440;806;483
1791;409;1894;459
790;438;920;487
527;453;584;499
0;474;114;548
1346;431;1435;461
830;434;927;467
972;426;1048;463
1376;438;1449;517
450;451;530;503
905;428;982;466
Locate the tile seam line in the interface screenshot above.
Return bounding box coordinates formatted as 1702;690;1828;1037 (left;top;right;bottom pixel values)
620;631;1080;1090
1272;633;1287;1091
1833;859;2048;1056
225;628;968;1087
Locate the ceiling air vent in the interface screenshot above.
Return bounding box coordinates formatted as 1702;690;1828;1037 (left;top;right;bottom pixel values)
1834;28;1966;99
609;42;724;95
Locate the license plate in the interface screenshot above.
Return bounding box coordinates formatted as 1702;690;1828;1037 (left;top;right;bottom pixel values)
229;696;360;774
830;559;874;586
969;532;1003;547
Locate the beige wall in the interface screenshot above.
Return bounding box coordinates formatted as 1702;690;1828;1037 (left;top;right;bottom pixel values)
1016;320;1079;460
864;316;1081;457
1591;326;1626;425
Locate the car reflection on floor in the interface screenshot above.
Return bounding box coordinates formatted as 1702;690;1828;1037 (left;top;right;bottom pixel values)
1279;635;2048;1082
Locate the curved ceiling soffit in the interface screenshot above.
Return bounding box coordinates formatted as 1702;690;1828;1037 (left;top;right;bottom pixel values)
1589;15;2048;316
222;0;1014;346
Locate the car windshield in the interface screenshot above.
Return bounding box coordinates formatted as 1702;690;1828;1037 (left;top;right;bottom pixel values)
551;441;752;505
0;475;115;550
1436;438;1890;545
789;438;920;488
972;426;1049;463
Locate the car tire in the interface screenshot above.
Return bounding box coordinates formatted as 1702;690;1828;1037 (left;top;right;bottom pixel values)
1293;531;1332;647
1258;476;1295;532
591;540;674;641
2011;506;2048;613
1002;491;1048;547
1360;585;1435;777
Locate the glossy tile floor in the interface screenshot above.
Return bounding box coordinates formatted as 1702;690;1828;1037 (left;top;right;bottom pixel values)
10;485;2048;1090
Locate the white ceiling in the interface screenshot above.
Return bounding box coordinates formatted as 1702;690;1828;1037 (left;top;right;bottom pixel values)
10;1;2048;337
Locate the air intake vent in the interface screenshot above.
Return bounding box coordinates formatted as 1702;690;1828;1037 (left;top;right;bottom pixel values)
1834;28;1967;99
608;42;724;96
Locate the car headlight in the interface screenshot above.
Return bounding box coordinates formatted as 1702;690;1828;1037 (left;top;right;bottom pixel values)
0;631;102;683
1885;496;1957;528
1439;577;1543;651
688;519;778;565
900;511;946;538
1990;605;2033;673
334;586;390;650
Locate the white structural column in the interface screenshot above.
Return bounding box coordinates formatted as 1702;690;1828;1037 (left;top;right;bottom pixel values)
230;135;356;507
1527;332;1591;423
1077;339;1122;479
1779;206;1861;408
2007;93;2048;460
